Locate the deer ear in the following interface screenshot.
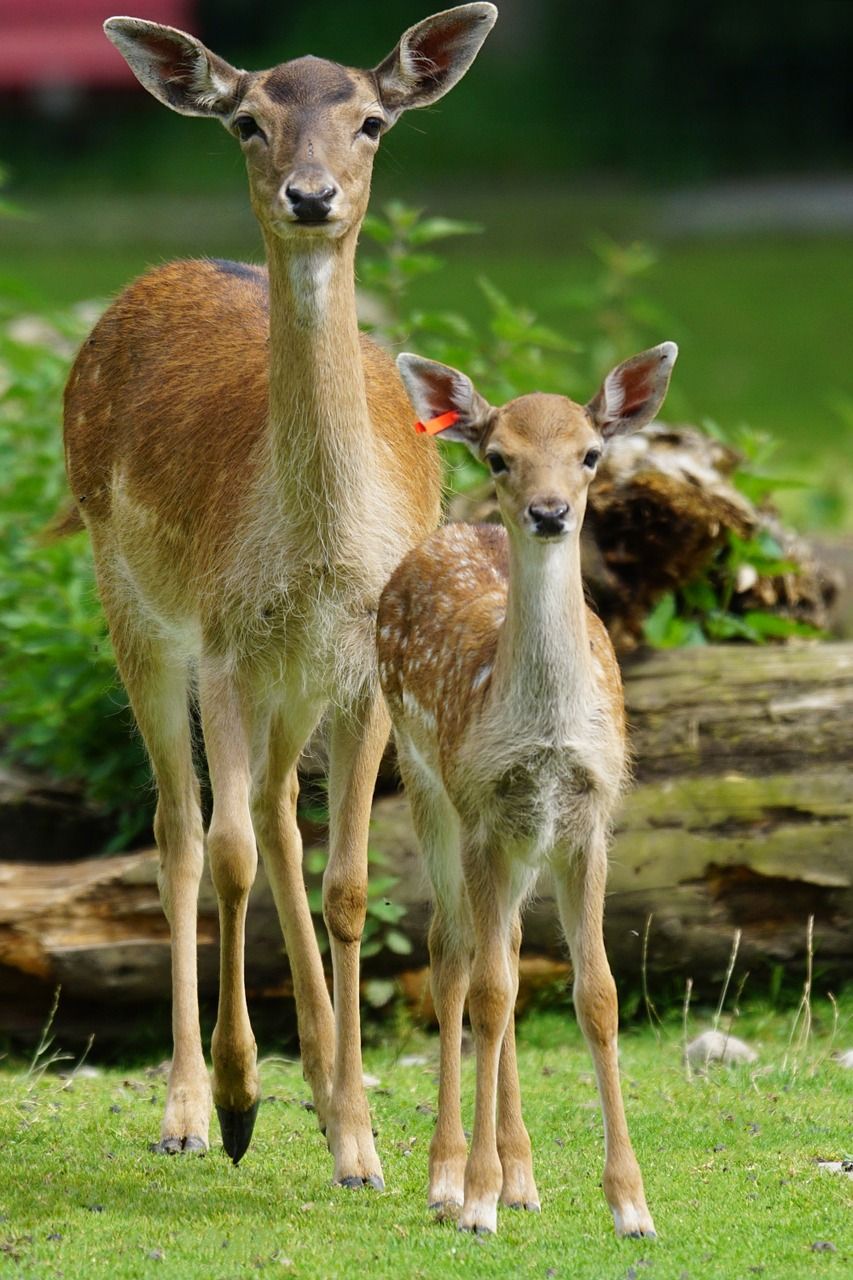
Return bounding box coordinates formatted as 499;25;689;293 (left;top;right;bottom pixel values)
374;3;497;119
587;342;678;440
104;18;243;120
397;354;493;452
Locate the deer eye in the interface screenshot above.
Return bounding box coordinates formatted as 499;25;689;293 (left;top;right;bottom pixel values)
234;115;265;143
360;116;383;140
583;448;601;470
485;451;509;476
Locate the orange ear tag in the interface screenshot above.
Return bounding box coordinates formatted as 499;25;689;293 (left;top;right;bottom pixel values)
414;410;460;436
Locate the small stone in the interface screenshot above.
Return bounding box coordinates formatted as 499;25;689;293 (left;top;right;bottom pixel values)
833;1048;853;1069
811;1241;837;1252
146;1249;164;1261
685;1030;758;1067
362;1073;381;1088
399;1055;429;1068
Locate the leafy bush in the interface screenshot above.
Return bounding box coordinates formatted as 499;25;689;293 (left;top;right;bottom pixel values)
0;302;152;847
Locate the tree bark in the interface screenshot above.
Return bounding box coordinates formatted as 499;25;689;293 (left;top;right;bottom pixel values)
2;643;851;1037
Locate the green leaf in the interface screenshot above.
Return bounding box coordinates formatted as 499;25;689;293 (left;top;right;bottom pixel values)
407;217;482;246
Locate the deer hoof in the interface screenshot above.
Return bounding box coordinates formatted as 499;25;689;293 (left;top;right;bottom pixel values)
338;1174;385;1191
151;1134;208;1155
216;1100;260;1165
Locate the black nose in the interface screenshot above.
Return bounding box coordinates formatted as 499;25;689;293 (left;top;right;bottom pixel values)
528;500;570;536
285;184;337;223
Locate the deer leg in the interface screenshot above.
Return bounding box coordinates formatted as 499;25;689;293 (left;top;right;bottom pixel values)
426;904;470;1214
99;582;209;1153
458;847;514;1235
396;745;470;1213
323;694;389;1188
252;705;335;1130
554;844;655;1239
497;913;539;1212
199;665;260;1165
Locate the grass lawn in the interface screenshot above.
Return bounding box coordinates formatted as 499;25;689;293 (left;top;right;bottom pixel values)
1;1000;850;1279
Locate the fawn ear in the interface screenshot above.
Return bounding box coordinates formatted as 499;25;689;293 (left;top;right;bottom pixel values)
104;18;243;120
397;354;493;451
375;4;497;120
587;342;678;440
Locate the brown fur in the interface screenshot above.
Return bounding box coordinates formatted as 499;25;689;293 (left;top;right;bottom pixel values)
58;5;497;1181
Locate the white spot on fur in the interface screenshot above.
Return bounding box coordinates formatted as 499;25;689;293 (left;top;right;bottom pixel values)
471;663;492;691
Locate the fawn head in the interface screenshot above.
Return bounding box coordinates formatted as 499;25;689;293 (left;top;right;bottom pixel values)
105;6;496;243
398;343;678;541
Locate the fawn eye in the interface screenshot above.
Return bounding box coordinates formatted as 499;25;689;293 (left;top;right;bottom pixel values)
360;116;383;140
234;115;265;143
583;448;601;470
486;451;509;476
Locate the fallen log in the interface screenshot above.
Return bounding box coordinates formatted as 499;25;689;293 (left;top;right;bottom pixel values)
1;643;851;1037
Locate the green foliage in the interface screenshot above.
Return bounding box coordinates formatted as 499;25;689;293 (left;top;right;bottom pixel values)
0;302;152;846
643;426;823;649
305;844;411;971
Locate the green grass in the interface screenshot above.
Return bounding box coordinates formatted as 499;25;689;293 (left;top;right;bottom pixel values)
1;1001;850;1279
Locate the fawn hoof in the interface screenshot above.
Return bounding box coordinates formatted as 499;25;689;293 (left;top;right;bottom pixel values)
506;1201;541;1212
151;1134;208;1155
337;1174;385;1191
217;1101;260;1165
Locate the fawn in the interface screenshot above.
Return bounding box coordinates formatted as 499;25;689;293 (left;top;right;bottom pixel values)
377;342;677;1235
58;5;496;1180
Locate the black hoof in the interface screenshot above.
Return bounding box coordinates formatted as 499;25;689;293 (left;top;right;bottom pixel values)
217;1101;260;1165
337;1174;385;1190
151;1135;207;1155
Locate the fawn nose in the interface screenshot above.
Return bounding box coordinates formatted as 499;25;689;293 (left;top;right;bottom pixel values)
285;184;338;223
528;499;570;537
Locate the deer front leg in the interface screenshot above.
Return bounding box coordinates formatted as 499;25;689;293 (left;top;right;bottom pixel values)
497;914;539;1212
555;844;655;1239
252;704;335;1132
459;848;514;1235
200;667;260;1164
323;694;390;1188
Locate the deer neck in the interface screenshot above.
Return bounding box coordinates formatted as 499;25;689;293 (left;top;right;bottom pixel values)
262;229;377;554
494;529;594;732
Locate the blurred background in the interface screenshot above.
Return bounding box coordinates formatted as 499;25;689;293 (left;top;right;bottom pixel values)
1;0;851;510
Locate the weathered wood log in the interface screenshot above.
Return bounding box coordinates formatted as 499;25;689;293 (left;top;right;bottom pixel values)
1;643;851;1036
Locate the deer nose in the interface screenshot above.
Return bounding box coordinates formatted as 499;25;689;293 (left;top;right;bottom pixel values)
285;184;337;223
527;500;570;536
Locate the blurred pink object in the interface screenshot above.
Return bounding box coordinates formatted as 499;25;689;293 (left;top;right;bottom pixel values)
0;1;195;90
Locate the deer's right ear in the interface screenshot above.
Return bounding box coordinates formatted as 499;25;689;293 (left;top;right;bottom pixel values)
104;18;243;120
397;354;493;451
374;4;497;120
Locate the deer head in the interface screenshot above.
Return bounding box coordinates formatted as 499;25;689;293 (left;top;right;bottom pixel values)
398;343;678;540
105;5;497;243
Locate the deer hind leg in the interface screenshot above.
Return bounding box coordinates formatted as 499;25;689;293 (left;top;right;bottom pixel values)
398;748;470;1215
554;843;655;1239
497;912;540;1212
322;693;390;1189
99;583;210;1153
198;662;261;1165
458;843;515;1235
252;704;335;1131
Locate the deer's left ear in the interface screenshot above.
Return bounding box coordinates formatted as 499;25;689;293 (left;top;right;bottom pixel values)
397;353;493;452
375;4;497;120
587;342;678;440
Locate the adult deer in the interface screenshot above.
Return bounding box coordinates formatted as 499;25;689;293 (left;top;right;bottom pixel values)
377;342;677;1234
58;5;497;1181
